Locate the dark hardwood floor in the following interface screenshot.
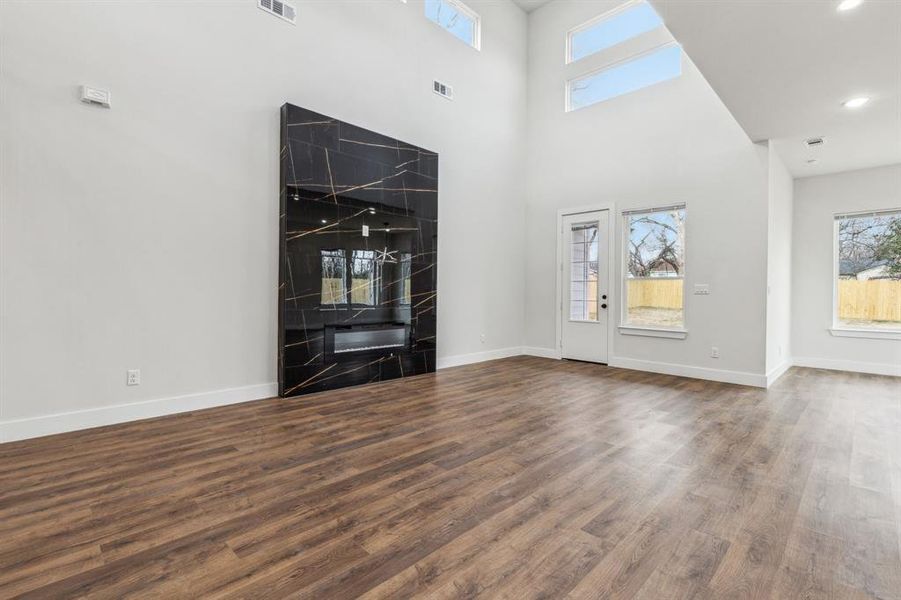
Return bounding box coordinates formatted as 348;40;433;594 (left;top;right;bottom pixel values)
1;357;899;599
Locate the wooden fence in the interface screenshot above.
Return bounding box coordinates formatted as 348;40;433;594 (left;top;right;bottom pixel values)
627;279;683;309
838;280;901;322
321;278;374;304
626;278;901;323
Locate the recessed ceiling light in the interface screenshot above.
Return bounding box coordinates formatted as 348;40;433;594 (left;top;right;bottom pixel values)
837;0;863;11
842;96;870;109
320;219;327;224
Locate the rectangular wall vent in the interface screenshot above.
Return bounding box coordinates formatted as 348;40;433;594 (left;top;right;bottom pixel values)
433;80;454;100
805;136;826;148
259;0;296;24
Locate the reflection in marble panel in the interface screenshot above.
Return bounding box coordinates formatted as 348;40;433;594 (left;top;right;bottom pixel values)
279;104;438;397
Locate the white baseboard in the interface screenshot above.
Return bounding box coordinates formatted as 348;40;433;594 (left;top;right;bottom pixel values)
608;356;767;388
437;346;524;369
3;347;527;443
766;361;793;387
522;346;561;359
9;352;893;445
792;356;901;378
0;382;278;444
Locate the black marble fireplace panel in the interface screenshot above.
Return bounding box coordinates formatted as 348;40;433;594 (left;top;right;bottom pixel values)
279;103;437;397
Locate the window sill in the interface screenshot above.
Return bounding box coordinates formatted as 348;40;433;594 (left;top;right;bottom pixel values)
618;326;687;340
829;328;901;341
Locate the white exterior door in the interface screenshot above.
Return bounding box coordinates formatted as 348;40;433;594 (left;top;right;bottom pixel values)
561;210;610;363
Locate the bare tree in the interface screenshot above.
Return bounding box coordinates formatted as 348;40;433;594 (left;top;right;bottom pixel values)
628;209;685;277
839;214;898;276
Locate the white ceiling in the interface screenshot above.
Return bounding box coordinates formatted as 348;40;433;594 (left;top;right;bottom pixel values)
649;0;901;177
511;0;553;13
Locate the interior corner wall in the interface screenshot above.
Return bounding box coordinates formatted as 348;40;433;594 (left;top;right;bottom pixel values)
765;142;794;377
0;0;528;432
524;0;770;384
791;164;901;375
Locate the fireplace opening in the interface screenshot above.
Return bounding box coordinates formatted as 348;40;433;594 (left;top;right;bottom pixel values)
325;323;410;356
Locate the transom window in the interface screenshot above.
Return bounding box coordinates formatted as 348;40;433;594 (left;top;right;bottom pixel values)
567;0;664;63
425;0;480;50
568;43;681;111
835;209;901;331
623;205;686;330
565;1;681;111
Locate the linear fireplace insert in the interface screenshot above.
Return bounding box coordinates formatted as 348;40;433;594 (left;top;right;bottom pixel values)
326;323;410;356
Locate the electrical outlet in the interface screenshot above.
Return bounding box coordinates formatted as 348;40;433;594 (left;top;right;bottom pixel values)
711;347;720;359
480;333;486;344
127;369;141;386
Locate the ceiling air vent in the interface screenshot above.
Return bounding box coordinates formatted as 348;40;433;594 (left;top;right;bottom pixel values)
259;0;296;24
805;136;826;148
433;80;454;101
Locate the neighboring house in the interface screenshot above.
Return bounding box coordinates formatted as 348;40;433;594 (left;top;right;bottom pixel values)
648;258;680;278
839;259;891;280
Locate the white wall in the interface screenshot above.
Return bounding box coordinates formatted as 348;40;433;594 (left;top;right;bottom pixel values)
765;142;793;379
792;164;901;376
0;0;528;432
524;0;770;384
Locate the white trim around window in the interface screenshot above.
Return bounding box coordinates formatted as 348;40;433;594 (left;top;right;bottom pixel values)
828;328;901;341
425;0;481;51
618;325;687;339
832;208;901;338
620;203;688;337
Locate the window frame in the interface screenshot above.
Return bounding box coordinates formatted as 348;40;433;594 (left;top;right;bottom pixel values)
565;0;663;65
424;0;481;51
619;203;688;338
831;208;901;340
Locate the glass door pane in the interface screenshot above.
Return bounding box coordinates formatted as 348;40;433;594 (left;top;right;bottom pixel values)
570;223;599;321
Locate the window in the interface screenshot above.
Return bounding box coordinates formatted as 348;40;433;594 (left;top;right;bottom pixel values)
835;209;901;331
400;253;412;305
570;223;600;321
425;0;480;50
567;43;681;111
624;205;686;329
350;250;379;305
321;250;347;306
567;1;664;63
